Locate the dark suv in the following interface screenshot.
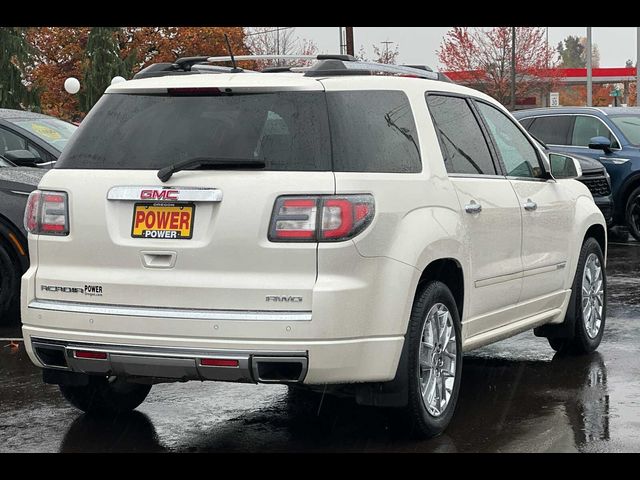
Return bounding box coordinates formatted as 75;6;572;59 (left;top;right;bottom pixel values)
513;107;640;240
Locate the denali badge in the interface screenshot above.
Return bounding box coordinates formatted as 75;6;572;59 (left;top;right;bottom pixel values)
265;295;303;303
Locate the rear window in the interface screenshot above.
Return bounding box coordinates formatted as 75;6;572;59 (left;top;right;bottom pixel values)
56;90;422;173
56;92;332;171
327;91;422;173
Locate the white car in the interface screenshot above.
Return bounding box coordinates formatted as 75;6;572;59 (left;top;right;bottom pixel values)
20;55;607;438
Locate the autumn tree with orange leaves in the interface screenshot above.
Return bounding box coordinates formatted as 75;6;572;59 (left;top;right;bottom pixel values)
26;27;248;121
438;27;559;107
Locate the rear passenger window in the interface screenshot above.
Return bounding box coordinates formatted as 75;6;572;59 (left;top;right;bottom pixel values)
426;95;497;175
572;115;619;148
527;116;573;145
326;91;421;173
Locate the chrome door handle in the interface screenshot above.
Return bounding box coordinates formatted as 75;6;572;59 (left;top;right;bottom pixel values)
523;199;537;211
465;201;482;214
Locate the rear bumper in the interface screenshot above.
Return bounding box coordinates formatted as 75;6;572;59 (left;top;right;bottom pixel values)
30;336;308;384
21;241;418;385
22;324;404;384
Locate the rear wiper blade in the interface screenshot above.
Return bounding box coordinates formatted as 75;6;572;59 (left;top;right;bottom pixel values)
158;157;265;182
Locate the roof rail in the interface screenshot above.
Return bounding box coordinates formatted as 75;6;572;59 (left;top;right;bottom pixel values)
304;59;440;80
133;54;446;82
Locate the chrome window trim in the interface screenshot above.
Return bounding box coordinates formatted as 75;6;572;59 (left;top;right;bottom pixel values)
519;113;623;151
29;299;312;322
447;173;507;180
506;175;553;183
107;186;223;202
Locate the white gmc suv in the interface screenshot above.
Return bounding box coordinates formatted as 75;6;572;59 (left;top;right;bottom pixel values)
21;55;607;438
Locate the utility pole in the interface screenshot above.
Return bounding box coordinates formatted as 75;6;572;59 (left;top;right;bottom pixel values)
511;27;516;111
587;27;593;107
381;40;394;64
345;27;354;56
338;27;344;55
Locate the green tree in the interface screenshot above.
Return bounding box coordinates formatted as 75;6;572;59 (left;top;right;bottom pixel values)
557;35;600;68
0;28;39;110
80;27;136;112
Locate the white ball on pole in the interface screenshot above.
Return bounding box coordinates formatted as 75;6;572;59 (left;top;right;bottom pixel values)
64;77;80;94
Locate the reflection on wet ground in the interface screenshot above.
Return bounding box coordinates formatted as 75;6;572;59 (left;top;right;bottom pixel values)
1;243;639;452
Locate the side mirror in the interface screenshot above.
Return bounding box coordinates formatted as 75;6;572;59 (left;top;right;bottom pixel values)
588;136;612;153
549;153;582;179
2;149;41;167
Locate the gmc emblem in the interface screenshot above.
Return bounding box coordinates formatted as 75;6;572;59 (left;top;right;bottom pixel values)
140;189;179;200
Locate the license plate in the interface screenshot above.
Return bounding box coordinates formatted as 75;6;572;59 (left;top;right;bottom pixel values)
131;203;195;239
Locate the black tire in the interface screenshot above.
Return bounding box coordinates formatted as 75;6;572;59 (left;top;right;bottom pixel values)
0;241;20;325
550;237;606;354
625;186;640;242
404;281;463;439
60;376;152;415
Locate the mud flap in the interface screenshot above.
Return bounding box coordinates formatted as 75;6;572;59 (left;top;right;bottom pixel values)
355;337;409;408
534;289;577;340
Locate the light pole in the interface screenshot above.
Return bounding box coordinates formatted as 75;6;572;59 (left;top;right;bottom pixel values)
587;27;593;107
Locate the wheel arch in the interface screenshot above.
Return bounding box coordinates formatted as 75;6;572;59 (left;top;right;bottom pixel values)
355;256;465;409
415;258;465;322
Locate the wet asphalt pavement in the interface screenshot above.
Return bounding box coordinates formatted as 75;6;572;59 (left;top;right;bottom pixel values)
1;242;640;452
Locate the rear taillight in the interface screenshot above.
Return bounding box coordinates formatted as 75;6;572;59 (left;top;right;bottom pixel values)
24;190;69;236
269;195;374;242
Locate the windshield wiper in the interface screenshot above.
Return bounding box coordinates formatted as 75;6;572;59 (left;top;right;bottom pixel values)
158;157;266;182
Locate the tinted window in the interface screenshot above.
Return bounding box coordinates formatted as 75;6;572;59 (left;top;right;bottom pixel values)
57;92;331;171
572;115;617;148
0;127;27;156
475;102;543;178
527;116;572;145
426;95;496;175
10;118;77;151
610;115;640;146
327;91;421;173
519;117;534;129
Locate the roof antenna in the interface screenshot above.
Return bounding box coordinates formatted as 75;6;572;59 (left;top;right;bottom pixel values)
224;34;242;73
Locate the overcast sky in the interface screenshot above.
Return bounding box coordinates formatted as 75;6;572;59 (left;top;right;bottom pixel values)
293;27;639;69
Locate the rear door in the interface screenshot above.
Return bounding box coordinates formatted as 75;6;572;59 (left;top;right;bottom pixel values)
34;85;333;313
427;94;523;337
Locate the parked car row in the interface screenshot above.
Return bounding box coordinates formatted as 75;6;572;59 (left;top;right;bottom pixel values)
0;110;75;320
12;55;610;439
513;107;640;240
